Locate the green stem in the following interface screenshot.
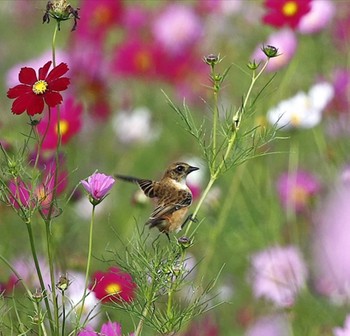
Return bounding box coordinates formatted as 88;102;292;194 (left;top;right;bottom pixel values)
211;66;219;171
26;221;55;334
75;205;96;333
61;291;66;336
185;59;270;235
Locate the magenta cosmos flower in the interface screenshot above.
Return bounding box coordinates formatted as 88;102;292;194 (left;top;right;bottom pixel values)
277;169;320;213
89;266;136;303
78;321;134;336
81;172;115;205
37;96;83;150
7;61;70;116
262;0;312;29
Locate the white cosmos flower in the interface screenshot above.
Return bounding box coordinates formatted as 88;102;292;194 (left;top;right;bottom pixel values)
267;82;334;130
112;107;160;144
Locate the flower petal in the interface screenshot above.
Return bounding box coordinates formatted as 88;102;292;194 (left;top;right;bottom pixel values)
44;91;63;107
46;63;69;82
26;94;45;116
11;94;32;114
7;84;32;98
38;61;52;80
18;67;37;85
49;77;70;91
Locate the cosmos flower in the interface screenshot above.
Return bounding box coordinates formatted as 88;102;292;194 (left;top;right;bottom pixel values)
7;61;70;116
37;96;83;150
277;169;321;213
81;172;115;205
333;315;350;336
262;0;312;29
152;3;203;54
8;179;31;209
76;0;123;41
249;245;308;308
252;29;297;72
245;314;290;336
89;266;136;303
78;321;133;336
267;82;334;130
112;107;160;145
113;38;162;78
297;0;335;34
312;179;350;304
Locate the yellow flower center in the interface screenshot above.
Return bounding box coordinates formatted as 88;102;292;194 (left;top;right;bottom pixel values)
291;186;308;205
290;113;300;126
135;51;151;72
106;283;121;295
282;1;298;17
92;5;112;26
32;80;48;95
56;120;69;136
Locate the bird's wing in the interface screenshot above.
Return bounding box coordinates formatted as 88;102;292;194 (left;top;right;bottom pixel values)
115;174;157;198
146;190;192;227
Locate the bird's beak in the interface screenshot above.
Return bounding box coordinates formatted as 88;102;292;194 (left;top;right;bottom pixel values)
188;165;199;174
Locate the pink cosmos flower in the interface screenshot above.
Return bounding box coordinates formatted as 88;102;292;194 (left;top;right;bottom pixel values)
333;315;350;336
81;172;115;205
252;29;297;72
76;0;123;41
297;0;335;34
89;266;136;303
245;314;290;336
277;170;320;213
152;3;203;54
249;245;308;308
262;0;312;29
183;315;219;336
329;68;350;114
37;96;83;150
78;321;133;336
312;181;350;304
8;179;31;209
113;38;163;78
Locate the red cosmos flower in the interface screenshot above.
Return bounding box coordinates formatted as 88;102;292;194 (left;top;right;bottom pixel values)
37;96;83;150
89;267;136;303
263;0;312;29
7;61;70;116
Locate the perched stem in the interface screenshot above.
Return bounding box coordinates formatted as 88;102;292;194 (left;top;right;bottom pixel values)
185;59;270;235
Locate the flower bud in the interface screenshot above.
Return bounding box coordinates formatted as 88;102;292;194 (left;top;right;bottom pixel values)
56;275;70;292
261;45;279;58
204;54;220;66
43;0;80;31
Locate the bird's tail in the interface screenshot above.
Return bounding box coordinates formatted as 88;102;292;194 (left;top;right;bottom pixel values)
114;174;140;184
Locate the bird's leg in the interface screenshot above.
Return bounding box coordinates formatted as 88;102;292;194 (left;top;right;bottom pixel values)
181;214;198;229
165;232;170;241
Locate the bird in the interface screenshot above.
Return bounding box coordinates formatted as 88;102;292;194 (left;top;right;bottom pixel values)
115;162;199;239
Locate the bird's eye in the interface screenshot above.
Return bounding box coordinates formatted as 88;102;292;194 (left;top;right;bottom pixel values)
176;165;185;173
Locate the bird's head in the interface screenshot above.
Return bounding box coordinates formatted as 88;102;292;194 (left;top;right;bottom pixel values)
164;162;199;182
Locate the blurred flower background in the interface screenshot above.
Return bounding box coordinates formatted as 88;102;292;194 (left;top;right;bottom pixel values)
0;0;350;335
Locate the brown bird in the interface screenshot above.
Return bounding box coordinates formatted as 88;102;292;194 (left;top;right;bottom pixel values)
115;162;199;239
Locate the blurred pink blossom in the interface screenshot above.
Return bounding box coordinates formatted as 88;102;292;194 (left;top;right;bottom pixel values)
333;315;350;336
76;0;124;41
329;68;350;114
277;170;321;213
249;245;308;308
297;0;335;34
312;180;350;304
152;3;203;54
252;29;297;72
245;314;290;336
